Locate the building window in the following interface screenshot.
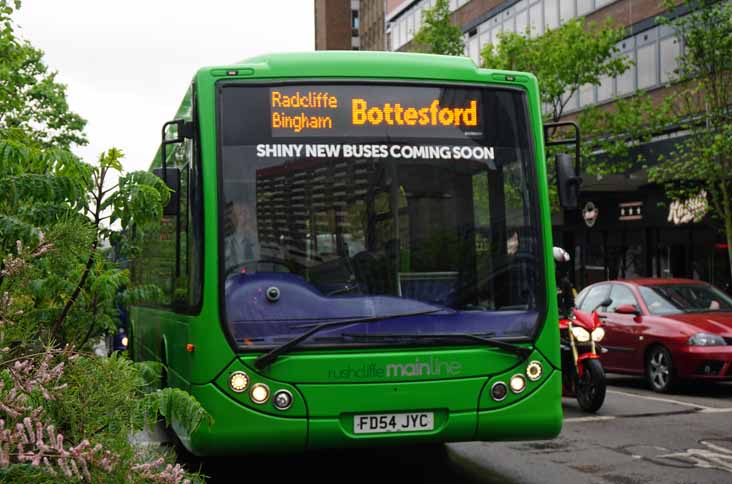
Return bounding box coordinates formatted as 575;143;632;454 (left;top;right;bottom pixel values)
469;35;480;64
579;82;594;107
529;2;543;37
637;43;658;89
503;16;515;34
479;30;492;52
577;0;592;16
564;88;579;111
545;0;560;31
516;9;529;35
597;74;613;103
559;0;575;24
616;60;635;96
660;36;680;83
614;39;636;96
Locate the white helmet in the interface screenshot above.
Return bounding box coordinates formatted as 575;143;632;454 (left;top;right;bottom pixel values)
553;247;571;263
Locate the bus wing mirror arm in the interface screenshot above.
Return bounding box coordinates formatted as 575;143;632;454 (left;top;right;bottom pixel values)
159;119;194;183
155;119;193;216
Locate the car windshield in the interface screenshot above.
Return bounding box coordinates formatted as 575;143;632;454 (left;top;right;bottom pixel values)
218;82;543;347
639;284;732;315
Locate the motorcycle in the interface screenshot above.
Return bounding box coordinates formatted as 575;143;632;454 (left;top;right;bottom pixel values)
553;246;608;412
559;300;610;413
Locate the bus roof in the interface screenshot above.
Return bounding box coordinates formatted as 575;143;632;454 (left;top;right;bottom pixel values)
196;50;535;85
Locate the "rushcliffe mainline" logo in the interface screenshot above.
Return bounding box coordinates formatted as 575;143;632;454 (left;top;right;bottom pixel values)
327;357;463;380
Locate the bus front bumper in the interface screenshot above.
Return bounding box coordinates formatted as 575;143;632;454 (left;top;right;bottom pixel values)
178;370;561;456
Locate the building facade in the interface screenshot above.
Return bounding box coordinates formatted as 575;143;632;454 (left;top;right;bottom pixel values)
315;0;361;50
382;0;730;290
359;0;387;50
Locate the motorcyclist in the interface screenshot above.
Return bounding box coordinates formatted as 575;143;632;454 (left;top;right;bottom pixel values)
553;247;575;319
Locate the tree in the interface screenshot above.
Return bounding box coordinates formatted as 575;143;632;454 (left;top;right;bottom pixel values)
0;1;169;347
412;0;464;56
0;1;87;149
481;18;643;209
482;18;631;124
648;0;732;284
0;143;169;348
0;5;206;481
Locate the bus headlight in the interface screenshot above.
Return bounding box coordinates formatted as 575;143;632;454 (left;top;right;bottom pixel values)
121;336;128;348
526;361;542;381
591;327;605;342
228;371;249;393
250;383;270;404
571;326;591;342
510;374;526;393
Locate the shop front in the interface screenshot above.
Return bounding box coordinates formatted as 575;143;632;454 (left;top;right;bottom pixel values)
555;182;731;294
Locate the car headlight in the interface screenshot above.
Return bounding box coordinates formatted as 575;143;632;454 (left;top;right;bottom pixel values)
688;333;726;346
571;326;591;342
121;336;129;347
591;327;605;342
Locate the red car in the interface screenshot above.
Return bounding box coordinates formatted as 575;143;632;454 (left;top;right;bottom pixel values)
575;278;732;393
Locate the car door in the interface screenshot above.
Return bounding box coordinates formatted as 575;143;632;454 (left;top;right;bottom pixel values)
601;283;643;373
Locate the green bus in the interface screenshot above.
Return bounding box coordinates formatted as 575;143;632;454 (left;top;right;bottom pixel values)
129;51;575;456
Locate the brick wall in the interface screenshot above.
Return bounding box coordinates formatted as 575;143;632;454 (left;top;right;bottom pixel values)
361;0;386;50
315;0;353;50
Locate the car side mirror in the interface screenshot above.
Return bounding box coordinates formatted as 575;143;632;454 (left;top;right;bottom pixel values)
593;297;612;313
615;304;641;316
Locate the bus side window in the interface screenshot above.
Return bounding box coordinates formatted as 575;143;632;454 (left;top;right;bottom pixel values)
136;201;177;306
173;135;203;312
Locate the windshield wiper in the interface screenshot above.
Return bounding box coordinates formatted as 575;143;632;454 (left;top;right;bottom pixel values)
252;309;444;370
342;332;533;359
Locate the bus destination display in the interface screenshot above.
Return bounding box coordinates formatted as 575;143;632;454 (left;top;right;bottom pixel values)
269;85;483;139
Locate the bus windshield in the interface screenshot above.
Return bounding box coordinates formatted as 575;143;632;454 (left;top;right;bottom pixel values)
218;82;543;348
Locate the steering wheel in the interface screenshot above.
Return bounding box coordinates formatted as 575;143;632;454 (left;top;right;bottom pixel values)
225;258;292;276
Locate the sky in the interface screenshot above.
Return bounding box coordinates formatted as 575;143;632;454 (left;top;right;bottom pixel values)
15;0;315;172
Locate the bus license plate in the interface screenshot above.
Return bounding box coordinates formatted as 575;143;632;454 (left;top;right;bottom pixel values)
353;412;434;434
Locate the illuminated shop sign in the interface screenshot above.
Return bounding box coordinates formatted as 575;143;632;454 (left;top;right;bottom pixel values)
667;191;708;225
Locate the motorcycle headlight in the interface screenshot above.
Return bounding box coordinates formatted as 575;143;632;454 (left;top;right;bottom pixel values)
591;327;605;342
571;326;591;342
688;333;726;346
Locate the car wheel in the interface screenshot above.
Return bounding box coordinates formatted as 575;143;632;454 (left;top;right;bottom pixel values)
646;345;674;393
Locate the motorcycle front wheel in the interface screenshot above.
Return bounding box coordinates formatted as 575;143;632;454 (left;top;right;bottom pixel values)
576;358;606;413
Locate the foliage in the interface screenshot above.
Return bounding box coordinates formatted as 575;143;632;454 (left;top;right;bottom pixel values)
412;0;464;56
647;0;732;282
0;0;86;149
578;95;675;176
481;18;630;123
0;145;169;349
0;3;207;483
0;347;208;483
480;18;639;208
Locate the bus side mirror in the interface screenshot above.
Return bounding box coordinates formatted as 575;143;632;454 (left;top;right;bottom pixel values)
153;167;181;216
556;153;581;210
544;121;582;211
